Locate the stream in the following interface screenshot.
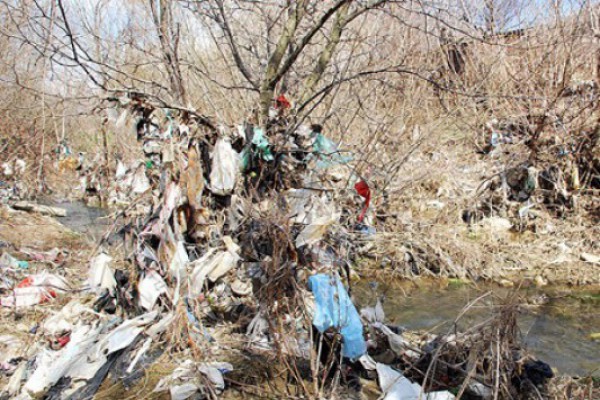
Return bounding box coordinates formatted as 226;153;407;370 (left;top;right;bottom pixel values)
51;201;599;378
354;282;599;377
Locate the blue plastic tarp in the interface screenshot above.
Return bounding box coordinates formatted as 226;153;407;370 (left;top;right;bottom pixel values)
308;273;366;359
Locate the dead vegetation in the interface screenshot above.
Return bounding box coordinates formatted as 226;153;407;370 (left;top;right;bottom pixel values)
0;1;599;399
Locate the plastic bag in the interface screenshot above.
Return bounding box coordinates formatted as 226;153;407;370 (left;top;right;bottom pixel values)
376;363;456;400
138;271;168;310
1;272;68;308
295;197;339;247
355;180;371;223
131;164;151;194
251;128;274;161
189;237;240;296
312;133;352;169
88;253;117;295
308;273;366;359
209;138;239;195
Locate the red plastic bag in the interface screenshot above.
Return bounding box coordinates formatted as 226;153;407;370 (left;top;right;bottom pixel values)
354;180;371;223
275;94;291;110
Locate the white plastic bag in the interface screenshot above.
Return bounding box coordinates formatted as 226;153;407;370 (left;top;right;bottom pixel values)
138;271;168;310
88;253;116;295
189;236;240;296
131;164;151;194
209;138;239;195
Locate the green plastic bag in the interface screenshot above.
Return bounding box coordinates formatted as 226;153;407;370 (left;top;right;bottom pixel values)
252;128;274;162
312;133;352;169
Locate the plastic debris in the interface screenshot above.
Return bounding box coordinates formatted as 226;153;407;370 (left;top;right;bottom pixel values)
1;272;68;307
126;337;153;373
154;359;233;399
354;180;371;223
295;200;339;247
115;160;127;179
138;271;168;310
308;273;366;359
24;323;107;395
360;297;385;324
131;163;151;194
88;253;117;295
0;252;29;269
312;133;351;169
100;311;157;354
209;138;239;195
189;236;240;295
580;252;600;264
376;363;456;400
251;127;274;162
21;247;64;264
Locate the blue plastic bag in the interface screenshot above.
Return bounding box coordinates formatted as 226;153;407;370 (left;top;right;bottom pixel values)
308;273;366;359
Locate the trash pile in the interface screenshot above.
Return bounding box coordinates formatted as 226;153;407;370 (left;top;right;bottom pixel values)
472;114;599;225
0;158;27;204
0;94;561;399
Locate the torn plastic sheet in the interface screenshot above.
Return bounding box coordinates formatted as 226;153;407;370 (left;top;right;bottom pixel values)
354;179;371;223
138;271;168;310
24;323;107;395
1;272;68;308
154;359;233;399
99;311;157;354
126;337;152;374
88;253;116;295
251;127;274;162
159;181;181;226
0;335;23;365
295;204;339;248
360;298;385;324
147;312;175;338
167;239;189;279
115;161;127;180
376;363;456;400
6;361;26;396
209;138;239;195
373;323;417;358
21;247;65;264
131;164;151;194
42;301;94;336
286;189;313;223
199;362;234;391
170;383;200;400
308;273;366;359
189;236;240;296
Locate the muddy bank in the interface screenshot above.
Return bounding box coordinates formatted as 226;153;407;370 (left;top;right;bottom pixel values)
0;206;81;250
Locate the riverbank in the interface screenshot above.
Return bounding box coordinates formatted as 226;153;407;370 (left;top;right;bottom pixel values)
1;206;598;399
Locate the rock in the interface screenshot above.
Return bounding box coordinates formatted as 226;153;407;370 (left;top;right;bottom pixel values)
580;253;600;264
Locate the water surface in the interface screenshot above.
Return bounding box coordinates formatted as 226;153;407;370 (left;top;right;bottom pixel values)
354;281;599;377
